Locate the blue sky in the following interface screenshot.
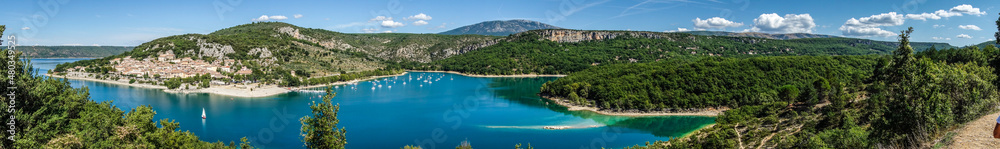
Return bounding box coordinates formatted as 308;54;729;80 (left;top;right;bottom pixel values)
2;0;998;47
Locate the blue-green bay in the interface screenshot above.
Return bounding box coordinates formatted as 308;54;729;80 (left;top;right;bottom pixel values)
31;58;714;149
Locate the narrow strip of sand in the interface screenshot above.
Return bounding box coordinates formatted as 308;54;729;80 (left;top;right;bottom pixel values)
45;73;167;89
541;95;724;117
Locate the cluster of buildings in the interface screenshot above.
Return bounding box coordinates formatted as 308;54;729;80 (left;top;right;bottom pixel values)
74;52;255;79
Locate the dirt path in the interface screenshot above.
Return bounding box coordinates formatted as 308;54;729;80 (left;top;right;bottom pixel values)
950;112;1000;148
735;123;745;149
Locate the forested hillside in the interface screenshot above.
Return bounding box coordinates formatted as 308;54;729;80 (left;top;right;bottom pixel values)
540;55;878;110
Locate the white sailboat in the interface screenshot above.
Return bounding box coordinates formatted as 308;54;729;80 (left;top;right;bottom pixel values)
202;108;206;119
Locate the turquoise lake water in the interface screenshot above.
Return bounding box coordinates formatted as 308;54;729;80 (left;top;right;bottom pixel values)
30;58;715;149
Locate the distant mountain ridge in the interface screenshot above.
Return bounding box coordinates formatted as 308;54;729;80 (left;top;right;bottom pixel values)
2;46;133;58
439;20;563;36
682;31;840;40
680;30;954;50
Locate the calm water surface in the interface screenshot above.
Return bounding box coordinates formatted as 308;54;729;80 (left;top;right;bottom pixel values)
30;58;715;149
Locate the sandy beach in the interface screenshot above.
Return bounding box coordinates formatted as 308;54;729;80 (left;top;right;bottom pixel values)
164;84;291;98
45;73;168;89
541;95;725;117
407;70;567;78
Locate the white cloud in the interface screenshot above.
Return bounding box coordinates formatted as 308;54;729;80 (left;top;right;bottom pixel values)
840;26;897;37
906;4;986;21
692;17;743;30
21;27;30;30
413;20;429;26
958;25;982;30
252;15;269;21
252;15;288;21
905;12;942;21
62;44;82;46
269;15;288;20
294;14;303;19
362;28;379;33
370;16;393;22
382;30;394;33
380;20;404;28
839;12;905;37
664;28;689;32
932;37;951;40
748;13;816;34
950;4;986;16
91;44;100;46
846;12;905;27
933;24;945;28
406;13;432;20
957;34;972;39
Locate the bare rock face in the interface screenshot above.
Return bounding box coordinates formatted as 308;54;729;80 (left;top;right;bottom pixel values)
195;38;235;59
277;26;315;41
248;47;272;58
531;30;667;43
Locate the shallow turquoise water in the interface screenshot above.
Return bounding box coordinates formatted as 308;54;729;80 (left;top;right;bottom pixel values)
30;58;715;149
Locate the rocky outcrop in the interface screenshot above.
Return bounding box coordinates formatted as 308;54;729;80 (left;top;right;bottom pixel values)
194;38;235;60
530;30;667;43
277;26;316;42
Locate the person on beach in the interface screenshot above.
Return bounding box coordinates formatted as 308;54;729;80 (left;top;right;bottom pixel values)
994;115;1000;138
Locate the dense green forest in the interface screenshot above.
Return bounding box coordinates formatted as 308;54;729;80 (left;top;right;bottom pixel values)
414;29;951;75
540;55;878;110
0;46;133;58
617;27;999;148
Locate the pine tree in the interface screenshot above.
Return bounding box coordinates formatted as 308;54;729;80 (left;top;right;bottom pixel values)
300;87;347;149
1;25;5;45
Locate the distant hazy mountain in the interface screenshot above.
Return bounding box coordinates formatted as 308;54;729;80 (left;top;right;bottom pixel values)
439;20;563;36
3;46;133;58
681;31;839;40
681;30;954;51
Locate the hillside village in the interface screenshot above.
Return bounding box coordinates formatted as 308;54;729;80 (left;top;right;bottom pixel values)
65;50;254;80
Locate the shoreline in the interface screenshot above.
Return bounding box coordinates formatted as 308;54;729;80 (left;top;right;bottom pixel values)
163;84;290;98
45;71;408;98
407;70;567;78
540;95;725;117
